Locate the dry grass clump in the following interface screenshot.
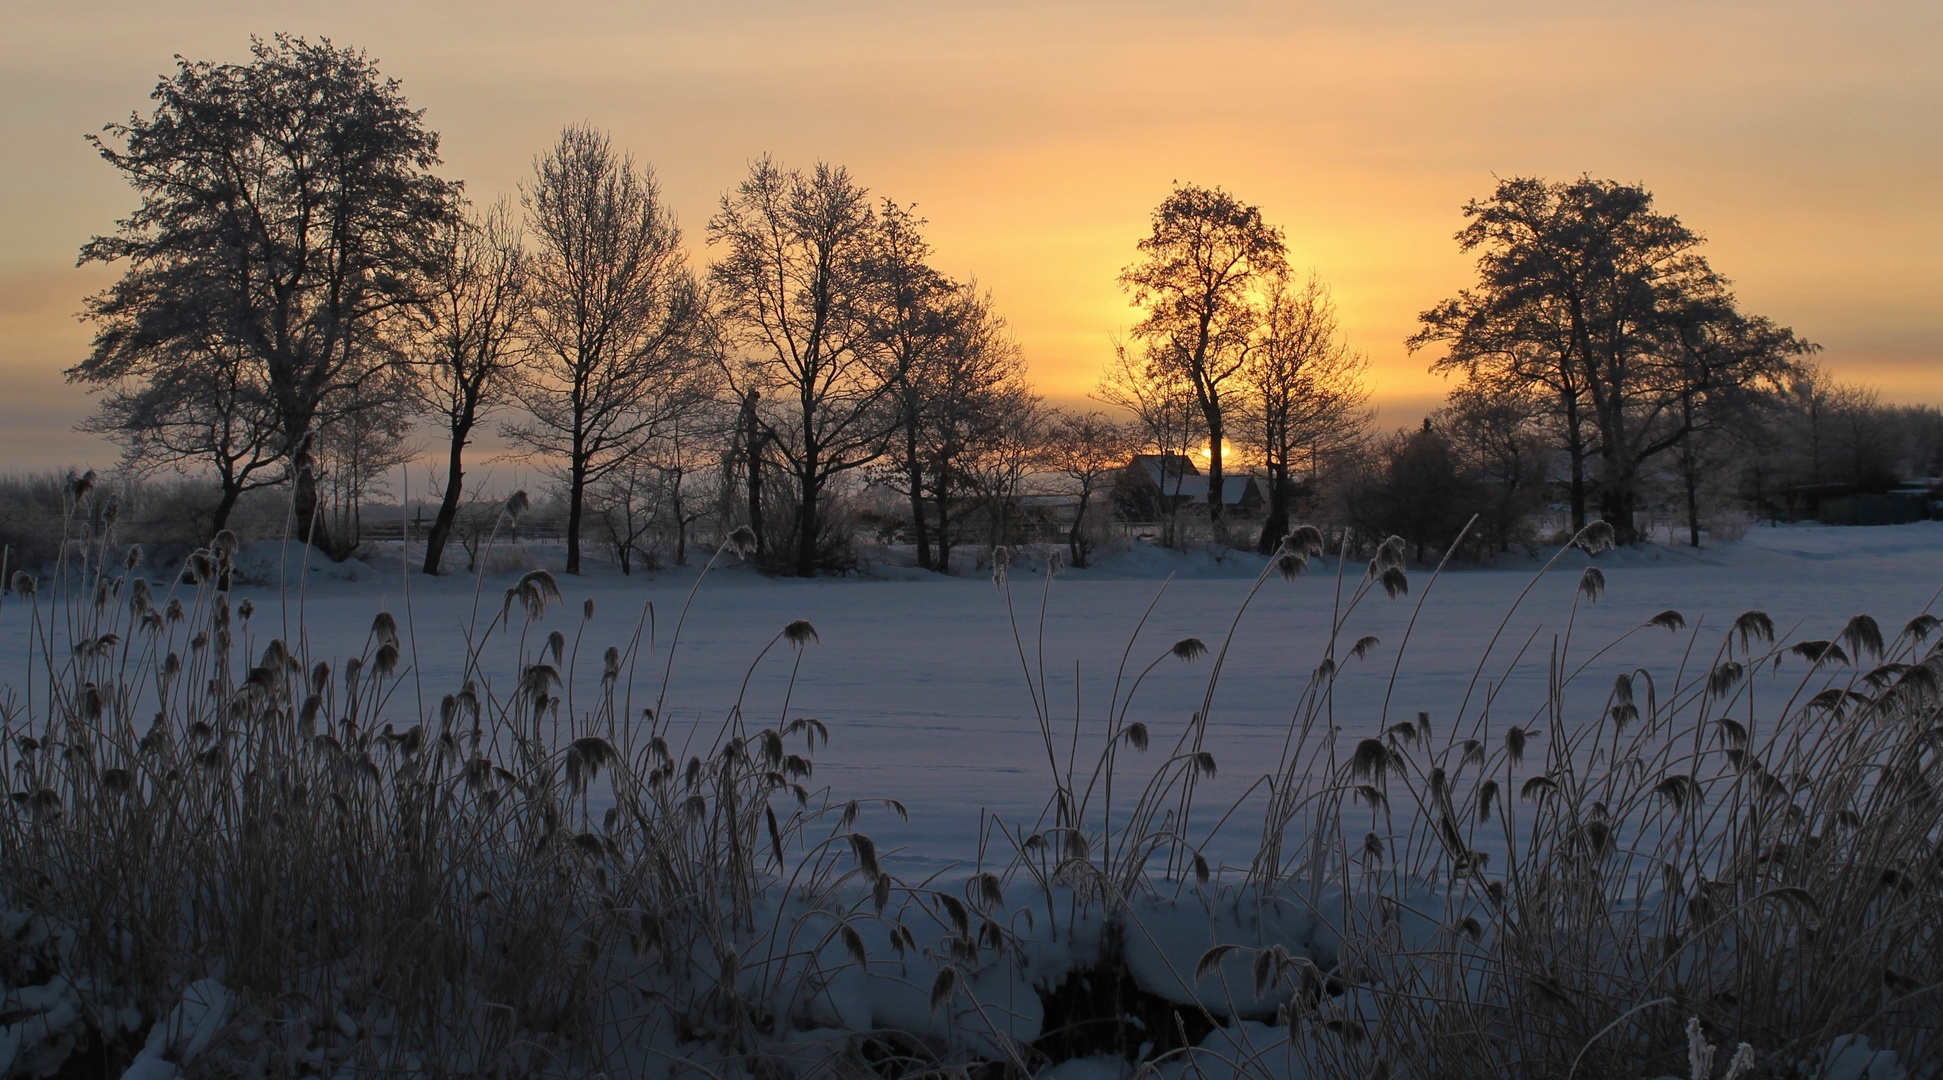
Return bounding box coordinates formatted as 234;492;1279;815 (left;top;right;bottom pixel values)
986;523;1942;1079
0;509;927;1077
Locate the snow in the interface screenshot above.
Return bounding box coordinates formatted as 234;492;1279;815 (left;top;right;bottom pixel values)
6;521;1943;1078
8;521;1942;875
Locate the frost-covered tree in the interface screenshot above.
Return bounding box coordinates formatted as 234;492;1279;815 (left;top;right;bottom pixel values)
1120;185;1286;524
709;158;889;577
410;201;528;575
1412;176;1808;543
1238;272;1371;553
507;126;713;575
72;36;457;552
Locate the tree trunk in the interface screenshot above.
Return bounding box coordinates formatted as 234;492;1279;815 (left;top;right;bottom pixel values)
1068;488;1091;568
211;481;243;536
748;441;765;558
566;460;586;575
934;467;953;573
673;483;689;566
907;422;932;571
1205;410;1225;524
742;393;766;558
1599;442;1637;546
796;470;818;578
423;422;470;576
1684;450;1701;547
1564;399;1588;534
292;450;334;554
1256;458;1289;554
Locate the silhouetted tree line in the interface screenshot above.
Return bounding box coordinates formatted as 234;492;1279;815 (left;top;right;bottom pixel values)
67;38;1079;576
52;39;1934;578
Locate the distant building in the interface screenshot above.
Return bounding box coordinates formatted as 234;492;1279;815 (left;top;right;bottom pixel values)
1113;454;1263;521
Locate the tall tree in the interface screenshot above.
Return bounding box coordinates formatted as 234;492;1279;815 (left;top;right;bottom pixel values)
862;200;958;571
1120;184;1286;524
921;285;1030;570
1237;272;1371;553
1413;176;1807;544
961;386;1044;555
508;126;712;575
709;158;888;577
410;200;528;574
72;36;456;552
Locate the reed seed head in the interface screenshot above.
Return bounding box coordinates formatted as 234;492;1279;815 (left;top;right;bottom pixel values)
1575;521;1615;553
1732;610;1775;650
1578;566;1605;603
1352;738;1394;782
1840;614;1885;661
1376;535;1407;571
1647;609;1686;632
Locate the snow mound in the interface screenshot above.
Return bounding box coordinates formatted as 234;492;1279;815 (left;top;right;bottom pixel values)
228;540;378;586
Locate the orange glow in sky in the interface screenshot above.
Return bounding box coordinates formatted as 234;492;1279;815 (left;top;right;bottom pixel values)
1;1;1937;470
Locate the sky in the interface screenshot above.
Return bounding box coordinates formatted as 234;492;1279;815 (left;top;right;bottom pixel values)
1;0;1938;472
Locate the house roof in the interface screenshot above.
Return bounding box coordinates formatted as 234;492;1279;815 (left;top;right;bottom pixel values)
1129;459;1260;506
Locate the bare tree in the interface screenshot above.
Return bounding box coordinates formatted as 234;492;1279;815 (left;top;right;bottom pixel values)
863;200;960;571
920;286;1030;570
655;402;730;566
508;126;712;575
961;387;1044;555
589;457;662;575
1237;272;1372;553
410;200;528;574
1662;283;1809;545
1120;184;1286;524
1042;410;1133;568
314;401;414;554
709;158;888;577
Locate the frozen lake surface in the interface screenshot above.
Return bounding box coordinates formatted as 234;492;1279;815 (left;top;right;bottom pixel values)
7;521;1940;873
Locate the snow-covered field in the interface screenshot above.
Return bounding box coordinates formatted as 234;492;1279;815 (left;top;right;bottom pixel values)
4;522;1940;1079
12;520;1936;874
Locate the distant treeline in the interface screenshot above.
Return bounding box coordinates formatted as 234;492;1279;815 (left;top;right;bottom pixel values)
29;35;1932;579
